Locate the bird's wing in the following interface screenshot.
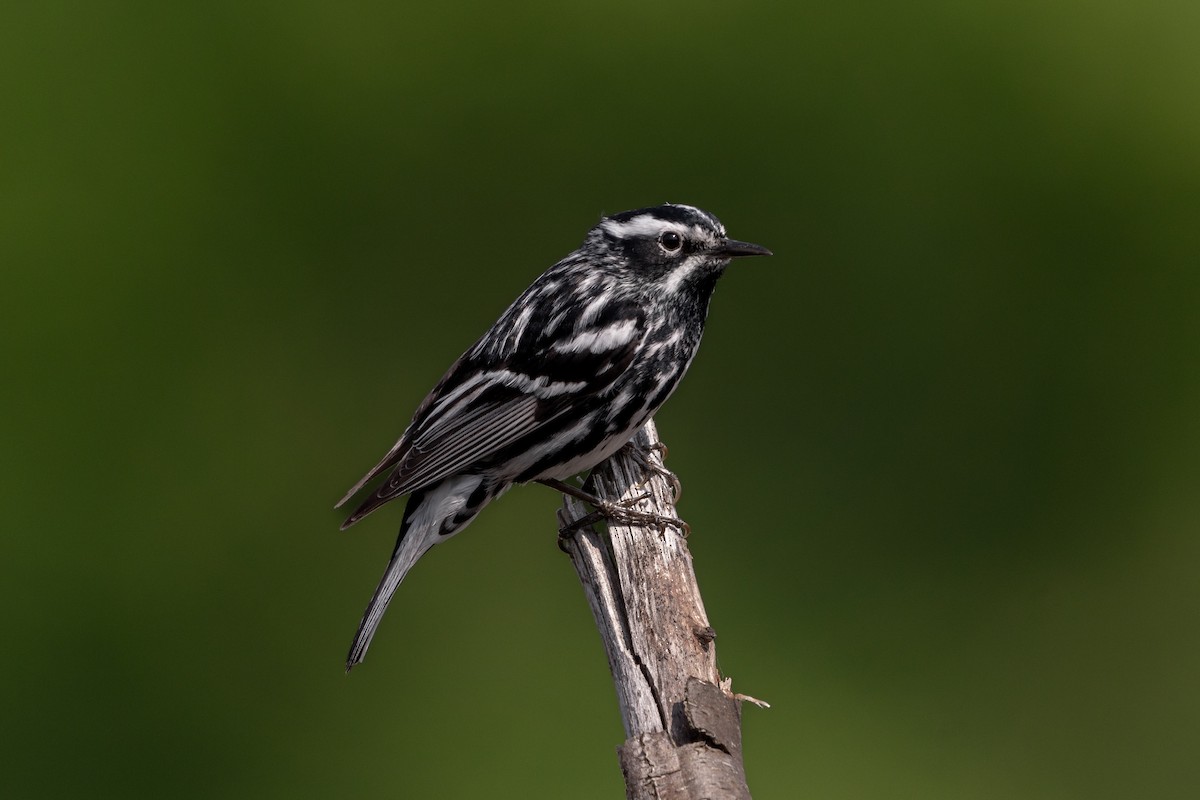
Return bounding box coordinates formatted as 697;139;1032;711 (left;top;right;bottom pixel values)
338;300;647;527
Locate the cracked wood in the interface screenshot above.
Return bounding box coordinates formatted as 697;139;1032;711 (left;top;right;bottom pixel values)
557;418;752;799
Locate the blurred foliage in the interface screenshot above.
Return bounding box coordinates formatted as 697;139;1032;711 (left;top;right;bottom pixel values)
2;1;1198;798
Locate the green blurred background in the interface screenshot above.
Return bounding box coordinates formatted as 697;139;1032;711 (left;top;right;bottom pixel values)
3;1;1198;797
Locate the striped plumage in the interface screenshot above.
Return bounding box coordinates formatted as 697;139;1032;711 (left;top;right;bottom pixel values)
338;203;770;669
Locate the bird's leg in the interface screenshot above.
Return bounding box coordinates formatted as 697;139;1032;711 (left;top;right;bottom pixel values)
540;478;653;521
541;477;645;508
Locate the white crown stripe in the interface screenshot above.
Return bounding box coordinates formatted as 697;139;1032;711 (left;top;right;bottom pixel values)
600;215;679;239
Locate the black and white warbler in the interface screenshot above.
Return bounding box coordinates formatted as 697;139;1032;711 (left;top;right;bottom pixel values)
337;203;770;669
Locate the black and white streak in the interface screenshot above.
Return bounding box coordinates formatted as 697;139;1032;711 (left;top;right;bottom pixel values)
337;203;771;669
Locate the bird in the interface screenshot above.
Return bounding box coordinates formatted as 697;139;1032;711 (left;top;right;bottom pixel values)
337;203;771;669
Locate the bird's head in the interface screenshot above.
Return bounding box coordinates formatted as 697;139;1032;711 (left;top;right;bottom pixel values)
588;204;771;297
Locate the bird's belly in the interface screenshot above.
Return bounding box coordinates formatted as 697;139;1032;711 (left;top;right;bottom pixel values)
531;417;648;482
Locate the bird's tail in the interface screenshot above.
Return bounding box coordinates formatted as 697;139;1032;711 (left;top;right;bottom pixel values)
345;474;497;671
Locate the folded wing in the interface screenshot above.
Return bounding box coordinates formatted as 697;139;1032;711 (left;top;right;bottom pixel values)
338;299;646;528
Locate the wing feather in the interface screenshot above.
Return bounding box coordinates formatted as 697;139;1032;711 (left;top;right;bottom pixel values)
339;299;646;527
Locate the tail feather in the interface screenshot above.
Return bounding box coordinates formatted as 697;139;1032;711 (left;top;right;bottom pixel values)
344;474;493;670
345;500;434;670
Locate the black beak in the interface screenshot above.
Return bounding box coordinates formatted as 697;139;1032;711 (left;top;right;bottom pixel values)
715;238;772;258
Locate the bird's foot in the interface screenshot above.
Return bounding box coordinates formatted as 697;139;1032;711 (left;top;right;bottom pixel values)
618;440;683;504
541;478;689;544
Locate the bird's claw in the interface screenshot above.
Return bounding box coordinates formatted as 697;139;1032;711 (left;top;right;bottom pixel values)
555;486;688;539
619;441;684;505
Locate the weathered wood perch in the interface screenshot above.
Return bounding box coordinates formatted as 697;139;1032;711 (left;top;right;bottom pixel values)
556;418;756;800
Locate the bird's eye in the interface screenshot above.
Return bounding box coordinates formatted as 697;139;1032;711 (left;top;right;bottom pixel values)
658;231;683;253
